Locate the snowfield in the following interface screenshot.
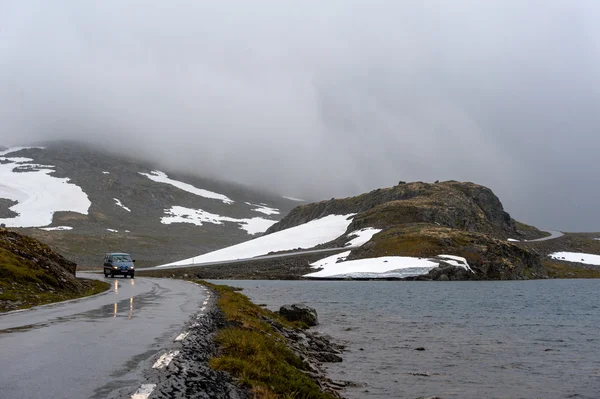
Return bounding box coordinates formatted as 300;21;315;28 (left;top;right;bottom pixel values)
245;202;280;216
158;214;355;267
305;253;473;278
139;170;234;204
39;226;73;231
0;147;91;228
305;256;440;278
282;196;305;202
345;228;382;247
550;252;600;266
161;205;277;235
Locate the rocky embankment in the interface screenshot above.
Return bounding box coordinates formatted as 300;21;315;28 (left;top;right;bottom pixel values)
0;229;108;312
143;283;349;398
199;282;350;398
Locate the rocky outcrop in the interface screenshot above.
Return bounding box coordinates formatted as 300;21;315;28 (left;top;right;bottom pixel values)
0;229;102;311
279;304;319;326
266;181;520;238
351;225;547;280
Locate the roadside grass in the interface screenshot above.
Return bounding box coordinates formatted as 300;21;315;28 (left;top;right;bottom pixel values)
0;277;109;312
543;259;600;279
201;281;335;399
0;246;110;312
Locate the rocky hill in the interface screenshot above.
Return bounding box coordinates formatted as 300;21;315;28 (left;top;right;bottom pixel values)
0;142;301;267
266;181;548;280
0;229;108;312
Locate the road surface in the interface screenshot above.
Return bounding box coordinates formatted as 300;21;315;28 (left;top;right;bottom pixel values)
527;230;564;242
0;275;207;399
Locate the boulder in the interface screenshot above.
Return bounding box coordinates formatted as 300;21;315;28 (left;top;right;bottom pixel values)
279;304;318;326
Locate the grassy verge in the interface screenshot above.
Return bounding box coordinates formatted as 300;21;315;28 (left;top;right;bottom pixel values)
543;259;600;279
0;278;109;313
201;281;337;399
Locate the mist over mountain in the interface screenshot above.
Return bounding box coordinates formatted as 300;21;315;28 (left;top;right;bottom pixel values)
2;1;600;231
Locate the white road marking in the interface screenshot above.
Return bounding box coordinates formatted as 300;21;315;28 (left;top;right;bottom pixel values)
131;384;156;399
152;350;180;369
175;332;189;342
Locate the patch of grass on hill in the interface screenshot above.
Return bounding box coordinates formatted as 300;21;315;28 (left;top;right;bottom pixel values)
358;224;487;264
202;281;335;399
514;221;551;239
0;247;109;312
543;259;600;279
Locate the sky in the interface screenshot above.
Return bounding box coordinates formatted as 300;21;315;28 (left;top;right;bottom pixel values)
1;1;600;231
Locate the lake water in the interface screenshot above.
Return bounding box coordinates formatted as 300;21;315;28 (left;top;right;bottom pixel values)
213;280;600;399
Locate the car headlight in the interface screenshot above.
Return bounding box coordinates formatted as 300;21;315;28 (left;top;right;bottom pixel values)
112;266;118;269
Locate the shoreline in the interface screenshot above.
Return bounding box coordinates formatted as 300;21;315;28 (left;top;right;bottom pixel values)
142;280;351;398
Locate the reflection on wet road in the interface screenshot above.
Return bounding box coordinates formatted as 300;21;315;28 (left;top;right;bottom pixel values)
0;275;206;399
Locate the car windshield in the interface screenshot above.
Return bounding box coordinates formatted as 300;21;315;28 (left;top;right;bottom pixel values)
111;255;131;262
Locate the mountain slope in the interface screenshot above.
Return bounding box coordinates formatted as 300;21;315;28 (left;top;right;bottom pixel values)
0;142;301;267
0;229;108;312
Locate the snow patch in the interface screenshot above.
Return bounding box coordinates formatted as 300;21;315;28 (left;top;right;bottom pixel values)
345;228;382;247
507;238;520;242
0;149;91;228
106;228;119;233
139;170;233;204
306;252;474;278
550;252;600;266
39;226;73;231
245;202;280;216
102;171;110;175
159;214;355;267
437;254;474;272
310;251;351;269
161;206;277;235
283;196;304;202
306;256;440;278
0;146;45;156
114;198;131;212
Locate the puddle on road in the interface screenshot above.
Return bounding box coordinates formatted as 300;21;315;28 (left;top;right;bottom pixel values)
0;323;49;334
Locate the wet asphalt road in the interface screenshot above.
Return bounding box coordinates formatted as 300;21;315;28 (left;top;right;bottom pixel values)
0;275;207;399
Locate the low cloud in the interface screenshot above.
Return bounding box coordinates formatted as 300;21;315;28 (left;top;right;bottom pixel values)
2;1;600;231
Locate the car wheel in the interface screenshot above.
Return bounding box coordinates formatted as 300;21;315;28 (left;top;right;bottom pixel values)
104;273;108;278
110;273;114;278
131;274;135;279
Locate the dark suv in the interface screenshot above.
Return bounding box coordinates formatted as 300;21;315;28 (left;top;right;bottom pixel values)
103;253;135;278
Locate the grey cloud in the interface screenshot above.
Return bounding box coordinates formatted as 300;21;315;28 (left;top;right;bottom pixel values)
1;1;600;231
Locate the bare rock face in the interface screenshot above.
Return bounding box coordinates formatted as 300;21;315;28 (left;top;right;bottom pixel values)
279;304;319;326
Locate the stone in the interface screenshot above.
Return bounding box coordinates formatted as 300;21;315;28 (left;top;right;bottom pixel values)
279;303;319;326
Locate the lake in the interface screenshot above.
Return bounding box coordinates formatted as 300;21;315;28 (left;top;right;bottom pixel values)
213;279;600;399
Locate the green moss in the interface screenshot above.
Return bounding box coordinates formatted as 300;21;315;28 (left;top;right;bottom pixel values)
0;278;109;312
543;259;600;279
514;221;551;239
0;238;110;312
362;225;484;259
201;281;333;399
